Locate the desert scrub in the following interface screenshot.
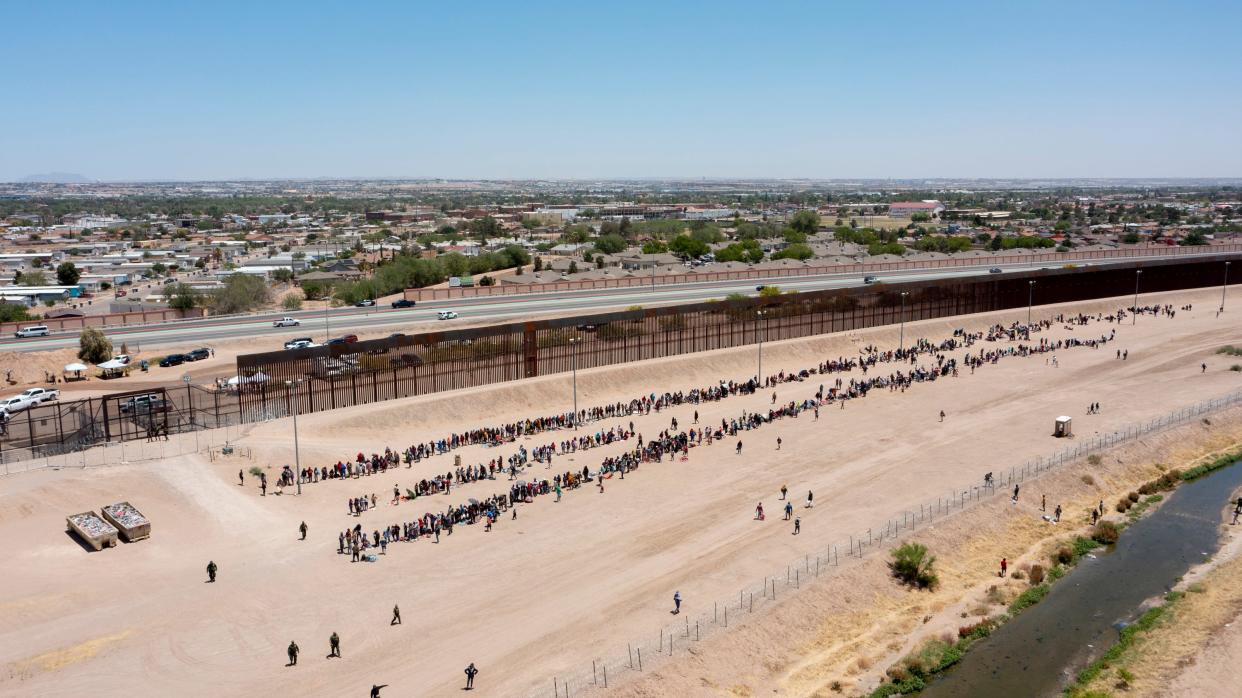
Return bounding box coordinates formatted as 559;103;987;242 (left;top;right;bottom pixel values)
1091;521;1121;545
889;542;939;590
1008;583;1051;614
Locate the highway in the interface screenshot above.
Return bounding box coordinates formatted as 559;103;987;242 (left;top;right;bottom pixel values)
0;258;1173;354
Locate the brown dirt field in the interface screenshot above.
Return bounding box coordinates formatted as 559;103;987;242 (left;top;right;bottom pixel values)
1;286;1240;698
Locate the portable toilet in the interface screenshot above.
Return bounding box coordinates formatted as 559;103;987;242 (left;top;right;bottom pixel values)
1055;416;1073;438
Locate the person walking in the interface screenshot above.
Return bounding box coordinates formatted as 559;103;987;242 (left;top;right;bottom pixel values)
238;469;244;486
1232;505;1241;526
391;605;402;625
755;502;765;521
805;490;813;508
260;476;267;497
736;440;743;454
1041;494;1046;512
287;641;300;667
939;410;945;422
464;663;478;690
1054;504;1062;523
776;437;782;450
206;560;217;583
793;517;801;535
329;632;340;658
672;591;681;615
370;685;387;698
784;501;793;521
1012;484;1020;502
1202;362;1207;373
299;521;308;541
999;558;1008;578
780;484;788;501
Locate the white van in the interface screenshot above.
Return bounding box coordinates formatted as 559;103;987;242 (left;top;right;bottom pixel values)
437;310;459;320
15;325;50;338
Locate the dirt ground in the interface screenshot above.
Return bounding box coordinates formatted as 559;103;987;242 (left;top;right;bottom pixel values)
1;286;1240;698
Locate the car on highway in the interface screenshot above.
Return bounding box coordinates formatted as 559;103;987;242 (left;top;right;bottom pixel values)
863;275;879;284
355;299;376;307
755;285;767;292
158;354;187;367
437;310;459;320
284;337;314;350
185;348;210;361
989;267;1003;274
19;387;59;404
391;299;416;309
273;316;300;327
14;325;50;338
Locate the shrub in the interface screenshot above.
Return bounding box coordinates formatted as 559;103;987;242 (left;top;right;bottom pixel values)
1009;584;1050;614
1072;537;1101;559
1092;520;1121;545
248;466;264;477
1029;564;1046;586
78;327;113;363
958;618;996;641
1048;564;1066;581
1055;546;1074;565
1128;491;1140;503
889;542;939;589
1116;499;1130;513
1231;364;1241;372
1010;570;1025;581
1137;482;1154;495
282;293;303;311
1087;454;1102;466
1081;474;1095;486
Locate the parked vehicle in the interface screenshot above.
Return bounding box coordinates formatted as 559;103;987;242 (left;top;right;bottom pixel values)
341;334;358;343
158;354;187;367
273;317;300;327
325;338;347;346
284;337;314;350
391;299;416;309
437;310;459;320
19;387;59;404
185;348;210;361
863;275;879;284
0;395;34;415
355;299;375;307
755;285;767;292
14;325;49;338
119;393;166;415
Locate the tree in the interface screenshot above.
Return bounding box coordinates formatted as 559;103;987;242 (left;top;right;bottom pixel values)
478;275;495;286
568;260;579;274
78;327;113;364
165;283;201;311
771;243;814;260
889;542;938;589
209;274;270;314
0;305;31;323
641;240;668;254
271;268;294;283
593;234;627;254
668;235;710;259
910;212;931;223
20;271;48;286
1180;231;1208;246
282;293;304;311
56;262;81;286
151;262;167;276
1123;232;1141;244
788;209;821;236
533;256;543;272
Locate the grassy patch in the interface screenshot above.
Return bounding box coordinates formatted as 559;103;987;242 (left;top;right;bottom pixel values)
1216;345;1242;356
1069;600;1175;694
1008;584;1051;614
1180;447;1242;481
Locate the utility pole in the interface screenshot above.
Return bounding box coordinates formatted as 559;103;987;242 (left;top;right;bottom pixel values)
1222;261;1231;312
899;292;908;352
569;337;580;428
286;379;303;495
756;309;767;380
1132;269;1142;325
1028;280;1036;325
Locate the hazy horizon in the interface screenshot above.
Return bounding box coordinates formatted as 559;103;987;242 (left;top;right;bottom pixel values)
3;1;1240;182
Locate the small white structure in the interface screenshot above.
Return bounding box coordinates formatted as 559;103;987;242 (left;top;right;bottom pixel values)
1054;416;1073;438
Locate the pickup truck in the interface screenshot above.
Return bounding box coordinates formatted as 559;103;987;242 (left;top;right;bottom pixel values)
0;395;34;416
119;393;167;415
19;387;59;404
273;317;301;328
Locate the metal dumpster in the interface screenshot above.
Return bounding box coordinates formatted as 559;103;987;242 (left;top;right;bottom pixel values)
100;501;151;542
67;511;119;551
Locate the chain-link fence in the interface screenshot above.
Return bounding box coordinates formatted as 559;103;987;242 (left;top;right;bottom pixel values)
537;388;1242;698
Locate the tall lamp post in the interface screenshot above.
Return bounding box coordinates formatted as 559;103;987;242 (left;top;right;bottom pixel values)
285;379;303;495
756;309;767;382
1222;261;1231;312
1027;280;1036;325
898;292;909;353
324;302;331;343
569;337;581;429
182;373;198;453
1132;269;1142;325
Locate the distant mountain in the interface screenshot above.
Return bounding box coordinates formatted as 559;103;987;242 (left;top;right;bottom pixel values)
19;172;94;183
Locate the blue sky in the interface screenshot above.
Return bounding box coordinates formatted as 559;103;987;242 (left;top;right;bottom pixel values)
2;0;1239;181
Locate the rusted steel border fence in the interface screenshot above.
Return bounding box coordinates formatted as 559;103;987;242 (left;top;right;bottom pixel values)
237;254;1239;419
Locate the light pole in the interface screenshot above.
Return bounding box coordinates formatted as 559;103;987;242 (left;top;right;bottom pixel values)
1027;280;1036;325
898;292;908;353
756;309;767;381
324;302;331;343
286;379;303;495
182;373;198;453
569;337;581;429
1222;261;1231;312
1132;269;1142;325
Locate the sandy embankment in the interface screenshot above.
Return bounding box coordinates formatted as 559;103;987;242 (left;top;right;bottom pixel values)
0;286;1240;698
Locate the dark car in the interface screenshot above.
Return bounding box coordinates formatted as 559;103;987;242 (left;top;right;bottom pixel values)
755;285;767;292
391;299;416;309
185;348;210;361
355;299;376;307
326;337;348;346
158;354;186;367
863;275;879;284
989;267;1003;274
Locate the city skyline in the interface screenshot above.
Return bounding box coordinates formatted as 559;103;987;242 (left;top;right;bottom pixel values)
3;0;1240;182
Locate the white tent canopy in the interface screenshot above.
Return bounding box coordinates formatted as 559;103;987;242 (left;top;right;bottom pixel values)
63;362;88;372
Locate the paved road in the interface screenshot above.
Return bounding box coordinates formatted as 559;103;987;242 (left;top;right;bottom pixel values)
0;259;1124;354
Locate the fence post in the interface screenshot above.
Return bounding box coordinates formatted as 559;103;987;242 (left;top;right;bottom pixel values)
603;665;608;687
592;660;597;686
628;644;633;669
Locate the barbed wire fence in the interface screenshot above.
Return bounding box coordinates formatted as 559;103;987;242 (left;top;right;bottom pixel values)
537;388;1242;698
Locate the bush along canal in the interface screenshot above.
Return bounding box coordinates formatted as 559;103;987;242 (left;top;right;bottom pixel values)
884;453;1242;698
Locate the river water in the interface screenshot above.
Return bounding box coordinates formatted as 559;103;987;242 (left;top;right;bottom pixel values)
921;461;1242;697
